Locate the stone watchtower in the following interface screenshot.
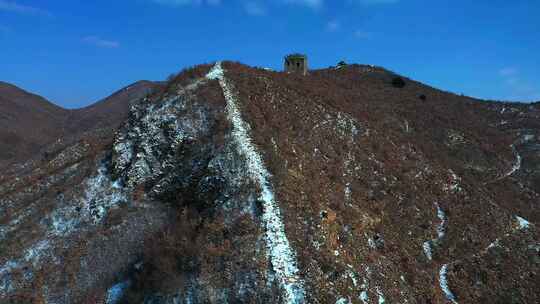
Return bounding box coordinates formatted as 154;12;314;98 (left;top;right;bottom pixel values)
284;54;308;75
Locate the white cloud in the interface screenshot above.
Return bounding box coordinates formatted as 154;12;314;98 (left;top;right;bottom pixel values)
151;0;220;6
499;67;518;77
354;29;372;39
0;0;50;16
283;0;324;10
244;1;266;16
355;0;399;5
326;20;340;32
498;66;540;101
83;36;120;49
151;0;323;14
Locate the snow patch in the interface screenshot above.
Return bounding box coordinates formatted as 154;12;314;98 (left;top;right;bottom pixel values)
0;209;31;241
359;269;371;304
207;62;306;303
106;281;130;304
0;160;129;298
359;291;369;304
347;269;358;287
515;216;530;230
49;205;81;236
439;264;458;303
83;162;128;224
522;134;535;142
487;239;500;250
0;261;19;296
336;298;350;304
504;145;522;177
436;203;446;239
23;239;50;267
0;239;52;297
344;182;352;203
423;241;433;260
368;237;376;249
422;203;447;260
376;287;386;304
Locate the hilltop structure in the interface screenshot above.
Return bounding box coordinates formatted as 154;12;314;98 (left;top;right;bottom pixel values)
284;53;308;75
1;62;538;304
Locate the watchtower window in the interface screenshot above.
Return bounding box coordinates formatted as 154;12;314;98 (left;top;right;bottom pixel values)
297;62;300;67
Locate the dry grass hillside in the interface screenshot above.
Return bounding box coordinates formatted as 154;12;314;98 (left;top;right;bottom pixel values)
0;81;162;169
0;62;537;303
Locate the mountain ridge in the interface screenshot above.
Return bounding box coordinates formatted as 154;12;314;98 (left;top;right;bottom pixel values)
0;80;163;169
0;61;538;303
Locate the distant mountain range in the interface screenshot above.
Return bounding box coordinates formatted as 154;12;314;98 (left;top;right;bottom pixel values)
0;80;162;168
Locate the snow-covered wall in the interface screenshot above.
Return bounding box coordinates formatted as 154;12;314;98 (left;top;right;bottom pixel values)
207;62;306;303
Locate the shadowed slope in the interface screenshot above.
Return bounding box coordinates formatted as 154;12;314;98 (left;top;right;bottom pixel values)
0;62;538;303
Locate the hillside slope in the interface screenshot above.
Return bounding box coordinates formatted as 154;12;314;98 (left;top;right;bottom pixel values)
0;62;538;304
0;81;161;169
67;80;161;134
0;82;68;167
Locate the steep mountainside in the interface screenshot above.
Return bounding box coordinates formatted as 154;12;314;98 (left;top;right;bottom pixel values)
0;81;161;169
0;62;538;304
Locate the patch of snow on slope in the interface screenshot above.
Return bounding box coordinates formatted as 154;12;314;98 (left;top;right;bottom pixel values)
359;271;370;304
106;281;130;304
0;261;19;297
504;145;522;177
376;287;386;304
346;268;358;287
0;240;52;297
23;239;51;267
422;203;446;260
114;80;209;191
488;144;524;183
207;62;306;303
423;241;433;261
0;159;129;298
49;205;81;236
84;162;128;224
439;264;458;304
515;216;530;230
359;291;369;304
0;208;32;241
436;203;446;239
336;297;350;304
344;182;352;203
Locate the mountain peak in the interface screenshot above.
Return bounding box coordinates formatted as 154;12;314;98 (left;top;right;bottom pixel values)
0;62;538;303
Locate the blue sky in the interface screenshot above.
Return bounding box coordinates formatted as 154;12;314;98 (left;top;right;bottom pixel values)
0;0;539;108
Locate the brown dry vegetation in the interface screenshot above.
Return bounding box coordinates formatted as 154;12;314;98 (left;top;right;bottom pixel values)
220;61;538;303
1;61;538;303
0;80;162;170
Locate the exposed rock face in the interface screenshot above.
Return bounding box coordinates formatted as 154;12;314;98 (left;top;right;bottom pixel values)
0;62;538;303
